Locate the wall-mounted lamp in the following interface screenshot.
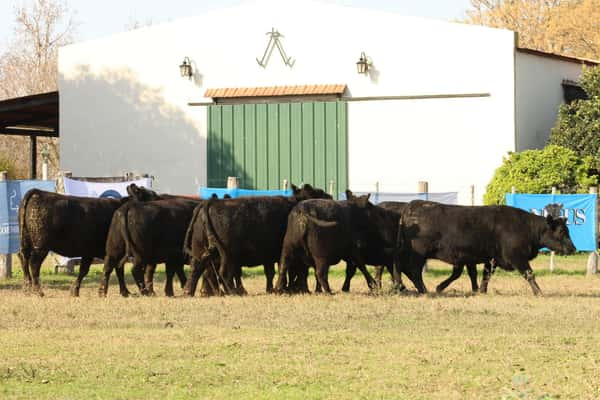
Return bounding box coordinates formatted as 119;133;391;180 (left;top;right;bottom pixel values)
356;51;372;74
179;56;193;79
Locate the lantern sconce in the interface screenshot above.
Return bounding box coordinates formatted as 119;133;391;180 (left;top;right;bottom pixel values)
356;51;372;75
179;56;193;79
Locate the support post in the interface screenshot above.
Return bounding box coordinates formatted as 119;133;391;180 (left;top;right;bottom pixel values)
588;186;598;276
227;176;239;190
282;179;288;191
550;187;557;273
0;171;12;279
329;179;334;197
470;185;475;206
30;135;37;180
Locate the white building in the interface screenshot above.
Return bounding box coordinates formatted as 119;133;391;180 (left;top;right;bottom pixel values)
58;0;596;202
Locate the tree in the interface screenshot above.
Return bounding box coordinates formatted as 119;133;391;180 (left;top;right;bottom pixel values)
463;0;600;60
0;0;77;179
549;66;600;168
484;145;597;205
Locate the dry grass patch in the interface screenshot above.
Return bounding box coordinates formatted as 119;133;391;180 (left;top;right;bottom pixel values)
0;254;599;399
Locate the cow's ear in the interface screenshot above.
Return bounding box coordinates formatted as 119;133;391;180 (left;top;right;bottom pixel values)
127;184;139;198
345;189;354;200
291;184;299;193
357;195;370;208
303;183;314;191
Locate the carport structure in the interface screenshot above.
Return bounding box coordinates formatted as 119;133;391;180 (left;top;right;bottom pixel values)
0;91;58;179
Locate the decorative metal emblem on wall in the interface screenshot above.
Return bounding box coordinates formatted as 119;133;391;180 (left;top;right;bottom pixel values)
256;28;295;68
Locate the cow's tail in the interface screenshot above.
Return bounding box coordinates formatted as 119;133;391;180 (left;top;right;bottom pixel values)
18;188;38;259
203;197;225;259
119;205;139;260
183;204;203;257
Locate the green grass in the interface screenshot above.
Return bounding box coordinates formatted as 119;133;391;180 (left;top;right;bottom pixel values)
1;253;600;399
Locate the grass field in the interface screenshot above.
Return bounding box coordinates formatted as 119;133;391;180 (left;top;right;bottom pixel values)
1;253;600;399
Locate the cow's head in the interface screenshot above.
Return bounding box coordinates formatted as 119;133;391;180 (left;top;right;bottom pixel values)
542;215;576;255
126;184;161;201
291;183;332;201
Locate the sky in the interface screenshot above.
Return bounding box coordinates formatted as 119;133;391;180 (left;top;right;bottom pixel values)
0;0;473;49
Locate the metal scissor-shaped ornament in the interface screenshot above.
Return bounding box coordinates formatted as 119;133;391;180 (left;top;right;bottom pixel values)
256;28;295;68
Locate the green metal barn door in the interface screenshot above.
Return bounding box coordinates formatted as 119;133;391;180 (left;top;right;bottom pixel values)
207;101;347;197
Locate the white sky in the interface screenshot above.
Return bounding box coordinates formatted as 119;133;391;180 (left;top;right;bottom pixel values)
0;0;472;49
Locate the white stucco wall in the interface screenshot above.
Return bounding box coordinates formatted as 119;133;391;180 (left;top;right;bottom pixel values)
59;0;515;199
515;51;585;151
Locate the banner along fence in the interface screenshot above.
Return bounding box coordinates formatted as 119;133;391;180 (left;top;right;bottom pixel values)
0;180;56;254
505;193;597;251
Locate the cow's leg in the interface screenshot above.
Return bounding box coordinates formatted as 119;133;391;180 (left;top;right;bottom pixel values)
436;264;464;293
479;261;494;294
115;258;131;297
264;263;276;293
131;261;147;295
314;259;332;294
164;263;176;297
70;256;93;297
403;254;428;294
144;264;157;296
357;264;377;291
386;263;406;292
18;251;32;292
275;253;291;294
218;256;237;295
202;263;220;296
234;267;248;296
519;264;542;296
175;264;187;289
466;263;478;292
183;257;206;297
30;250;48;297
341;262;357;292
296;264;310;294
374;265;384;288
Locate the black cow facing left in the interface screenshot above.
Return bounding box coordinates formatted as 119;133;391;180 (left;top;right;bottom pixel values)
396;200;576;295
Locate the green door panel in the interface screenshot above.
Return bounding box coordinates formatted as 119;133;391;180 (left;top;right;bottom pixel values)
207;100;347;198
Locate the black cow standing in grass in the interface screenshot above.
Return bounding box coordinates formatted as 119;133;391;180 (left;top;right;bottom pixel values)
17;184;161;296
99;196;206;297
277;193;398;294
183;184;332;296
340;200;407;292
395;200;576;295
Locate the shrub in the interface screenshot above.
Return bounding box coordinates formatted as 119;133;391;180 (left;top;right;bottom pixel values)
549;66;600;169
484;145;597;205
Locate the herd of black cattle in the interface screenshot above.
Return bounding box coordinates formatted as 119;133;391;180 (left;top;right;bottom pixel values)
17;183;577;298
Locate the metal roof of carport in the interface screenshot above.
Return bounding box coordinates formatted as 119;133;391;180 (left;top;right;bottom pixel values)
0;91;59;179
0;91;58;137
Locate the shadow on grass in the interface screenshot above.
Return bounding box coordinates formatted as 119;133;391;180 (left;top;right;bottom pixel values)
0;264;185;293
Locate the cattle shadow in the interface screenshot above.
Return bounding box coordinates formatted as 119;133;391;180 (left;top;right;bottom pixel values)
60;65;248;194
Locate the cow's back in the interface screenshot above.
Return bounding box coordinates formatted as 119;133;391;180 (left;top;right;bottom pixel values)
206;196;295;266
22;190;122;258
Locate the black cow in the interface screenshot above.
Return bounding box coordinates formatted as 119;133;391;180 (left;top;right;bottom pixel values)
341;200;407;292
99;197;205;297
396;200;576;295
17;184;161;296
183;184;331;296
277;193;398;294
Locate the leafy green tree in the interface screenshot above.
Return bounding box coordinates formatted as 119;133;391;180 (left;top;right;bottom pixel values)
549;66;600;169
484;145;597;205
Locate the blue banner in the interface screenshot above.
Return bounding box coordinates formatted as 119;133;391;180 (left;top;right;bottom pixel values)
505;193;597;251
199;187;292;199
0;180;56;254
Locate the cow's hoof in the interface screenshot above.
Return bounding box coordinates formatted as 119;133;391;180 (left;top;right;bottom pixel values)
120;291;130;298
70;287;80;297
34;290;44;297
435;285;445;293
